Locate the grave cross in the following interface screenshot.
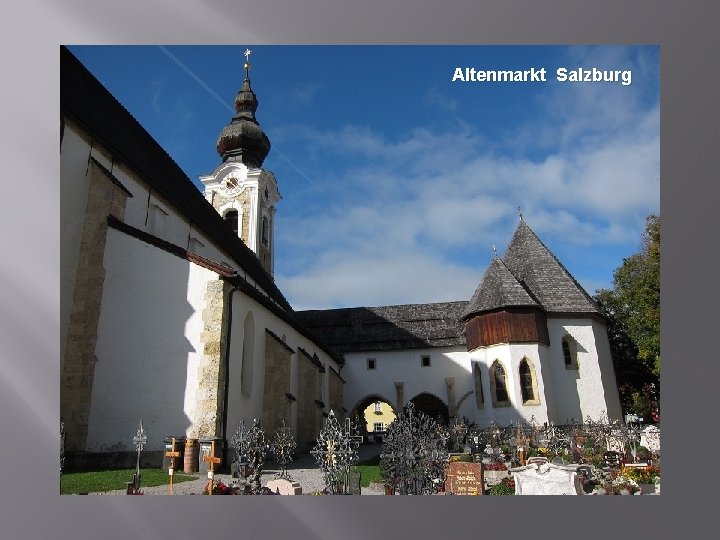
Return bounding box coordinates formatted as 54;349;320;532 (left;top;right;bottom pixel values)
203;440;222;495
345;418;364;447
130;419;147;493
165;437;181;495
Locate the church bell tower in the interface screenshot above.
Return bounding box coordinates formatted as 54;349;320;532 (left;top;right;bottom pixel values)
200;48;280;276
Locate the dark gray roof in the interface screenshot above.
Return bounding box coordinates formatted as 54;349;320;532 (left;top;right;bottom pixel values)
462;256;540;320
295;301;468;355
502;220;602;315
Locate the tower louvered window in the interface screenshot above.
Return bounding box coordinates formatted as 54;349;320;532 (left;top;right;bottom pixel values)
224;209;239;235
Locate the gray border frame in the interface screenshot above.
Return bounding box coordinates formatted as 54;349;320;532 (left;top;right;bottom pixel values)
2;0;715;538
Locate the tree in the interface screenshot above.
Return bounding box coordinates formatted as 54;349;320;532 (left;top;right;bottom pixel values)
596;215;660;419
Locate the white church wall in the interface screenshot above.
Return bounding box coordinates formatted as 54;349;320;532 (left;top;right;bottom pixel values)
87;227;219;452
590;319;623;421
60;124;93;364
546;318;621;423
469;343;550;427
342;346;470;417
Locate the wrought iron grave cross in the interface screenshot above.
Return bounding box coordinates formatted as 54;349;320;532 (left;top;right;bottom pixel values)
131;419;147;493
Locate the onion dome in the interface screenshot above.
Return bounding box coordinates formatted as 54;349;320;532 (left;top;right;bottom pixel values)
216;49;271;167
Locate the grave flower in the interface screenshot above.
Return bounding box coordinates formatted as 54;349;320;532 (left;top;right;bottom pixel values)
623;465;660;484
203;479;239;495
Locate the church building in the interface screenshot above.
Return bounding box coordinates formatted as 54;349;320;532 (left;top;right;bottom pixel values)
60;46;621;467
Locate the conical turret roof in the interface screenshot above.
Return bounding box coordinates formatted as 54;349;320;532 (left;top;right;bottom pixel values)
502;219;602;315
461;255;540;320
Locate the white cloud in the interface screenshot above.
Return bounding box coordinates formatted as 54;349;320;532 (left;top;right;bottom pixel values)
274;47;659;309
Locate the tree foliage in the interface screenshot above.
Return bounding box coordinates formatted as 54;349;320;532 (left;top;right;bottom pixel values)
596;215;660;418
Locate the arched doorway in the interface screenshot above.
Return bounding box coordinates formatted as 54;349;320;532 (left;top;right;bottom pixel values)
350;395;397;443
409;392;449;425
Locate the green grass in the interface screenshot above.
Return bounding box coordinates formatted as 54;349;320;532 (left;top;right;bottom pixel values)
351;454;384;487
60;468;198;494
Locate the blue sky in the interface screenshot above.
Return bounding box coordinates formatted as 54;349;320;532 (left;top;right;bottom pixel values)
67;45;659;311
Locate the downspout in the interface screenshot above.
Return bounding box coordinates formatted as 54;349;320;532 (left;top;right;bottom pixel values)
221;282;242;471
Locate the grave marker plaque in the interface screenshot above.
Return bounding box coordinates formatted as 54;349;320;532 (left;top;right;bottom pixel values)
444;461;484;495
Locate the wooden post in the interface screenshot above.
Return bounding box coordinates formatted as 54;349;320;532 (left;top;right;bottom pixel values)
202;440;222;495
165;437;181;495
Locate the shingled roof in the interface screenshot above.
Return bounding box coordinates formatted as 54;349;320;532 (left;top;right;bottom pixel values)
60;46;292;313
461;256;541;320
502;220;602;315
295;301;468;356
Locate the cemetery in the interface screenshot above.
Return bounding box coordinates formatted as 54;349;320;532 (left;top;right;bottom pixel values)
61;405;660;495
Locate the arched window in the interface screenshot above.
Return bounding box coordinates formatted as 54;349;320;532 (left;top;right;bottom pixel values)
473;363;484;409
241;311;255;396
562;337;578;370
224;209;239;235
490;360;510;407
519;357;540;405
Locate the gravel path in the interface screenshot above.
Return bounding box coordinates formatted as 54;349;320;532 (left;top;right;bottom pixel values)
87;445;384;496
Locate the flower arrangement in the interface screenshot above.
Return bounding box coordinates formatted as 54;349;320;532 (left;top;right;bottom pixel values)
604;478;640;495
203;480;239;495
488;477;515;495
622;465;660;484
484;461;508;471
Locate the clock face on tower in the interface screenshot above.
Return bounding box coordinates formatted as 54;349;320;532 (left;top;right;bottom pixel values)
222;177;240;195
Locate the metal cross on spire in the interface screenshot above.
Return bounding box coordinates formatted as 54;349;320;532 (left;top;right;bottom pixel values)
518;206;523;220
244;48;252;78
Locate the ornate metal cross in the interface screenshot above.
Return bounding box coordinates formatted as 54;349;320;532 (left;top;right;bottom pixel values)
244;48;252;78
311;410;360;494
131;419;147;493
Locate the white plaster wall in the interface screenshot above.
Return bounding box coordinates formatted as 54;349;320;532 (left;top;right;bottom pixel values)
546;318;622;423
341;347;471;419
60;124;92;363
87;228;217;452
590;319;623;421
469;343;550;426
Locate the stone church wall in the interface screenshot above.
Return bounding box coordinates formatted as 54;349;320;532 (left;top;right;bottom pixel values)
261;331;293;434
296;350;322;446
61;145;131;451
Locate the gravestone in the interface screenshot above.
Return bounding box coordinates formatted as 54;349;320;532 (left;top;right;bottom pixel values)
444;461;484;495
265;478;302;495
347;471;362;495
199;437;223;476
603;451;621;469
640;425;660;453
511;463;582;495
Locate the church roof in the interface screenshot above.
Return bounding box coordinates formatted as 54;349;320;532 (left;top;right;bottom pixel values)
295;301;468;355
501;220;602;315
461;256;541;320
60;46;292;314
